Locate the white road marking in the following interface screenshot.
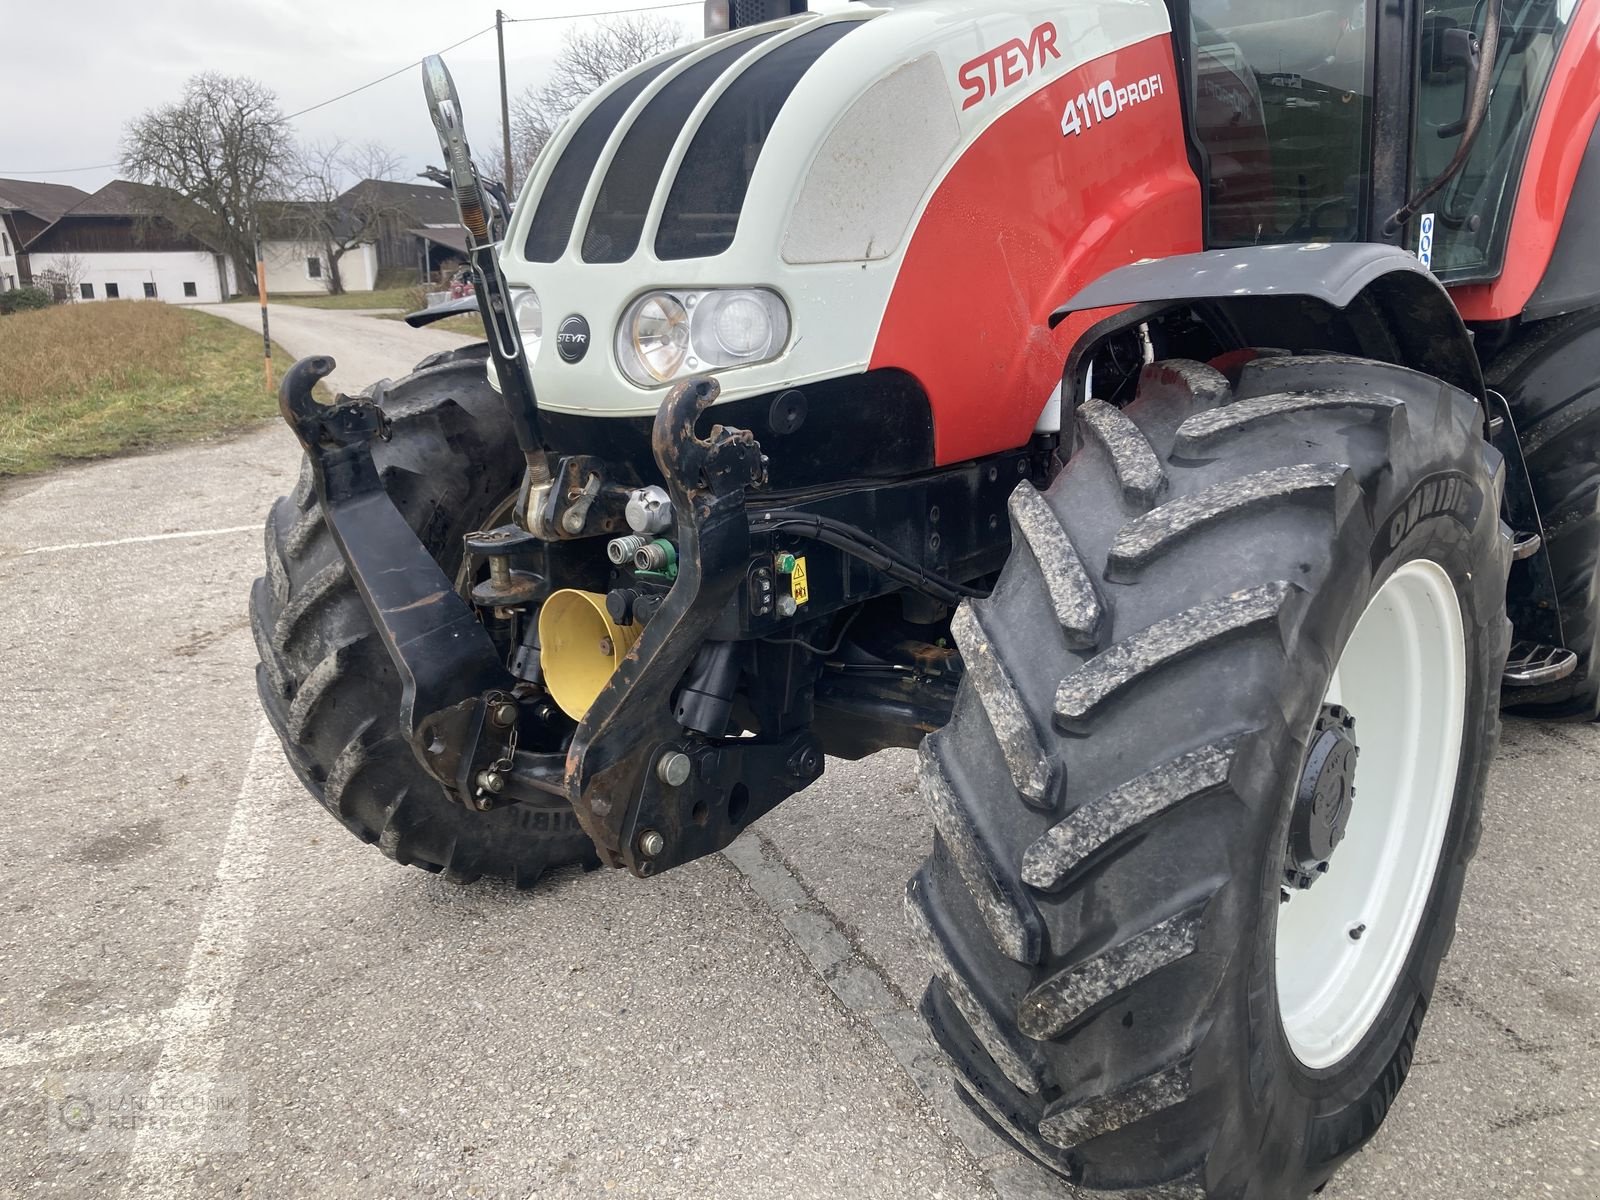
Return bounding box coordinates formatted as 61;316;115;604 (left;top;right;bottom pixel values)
120;721;285;1199
0;1011;172;1070
17;526;259;557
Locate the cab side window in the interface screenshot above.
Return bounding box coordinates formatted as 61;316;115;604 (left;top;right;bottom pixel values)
1412;0;1573;277
1188;1;1377;246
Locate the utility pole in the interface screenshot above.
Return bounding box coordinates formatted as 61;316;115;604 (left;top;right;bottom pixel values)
497;9;514;195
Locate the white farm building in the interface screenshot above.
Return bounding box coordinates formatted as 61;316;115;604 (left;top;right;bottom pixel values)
13;176;468;303
26;180;236;304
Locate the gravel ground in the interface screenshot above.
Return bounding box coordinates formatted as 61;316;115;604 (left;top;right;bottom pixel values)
1;307;1595;1200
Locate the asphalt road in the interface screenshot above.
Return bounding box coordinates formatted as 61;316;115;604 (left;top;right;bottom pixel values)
1;305;1596;1200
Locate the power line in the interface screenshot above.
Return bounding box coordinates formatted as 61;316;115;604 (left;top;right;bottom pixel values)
504;1;701;21
280;1;703;123
0;160;120;176
1;1;701;177
281;24;495;122
1;24;494;174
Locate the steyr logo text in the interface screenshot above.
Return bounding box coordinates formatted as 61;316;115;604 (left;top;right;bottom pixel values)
557;314;591;364
958;23;1060;111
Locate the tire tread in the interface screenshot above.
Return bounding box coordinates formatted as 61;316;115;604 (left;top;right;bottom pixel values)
1053;581;1293;724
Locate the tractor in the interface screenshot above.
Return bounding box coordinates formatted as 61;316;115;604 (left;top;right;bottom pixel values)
251;0;1600;1194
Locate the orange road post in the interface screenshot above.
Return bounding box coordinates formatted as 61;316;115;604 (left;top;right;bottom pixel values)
254;224;273;395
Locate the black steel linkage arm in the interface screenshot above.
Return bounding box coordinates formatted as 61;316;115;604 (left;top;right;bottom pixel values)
562;376;823;875
278;355;520;804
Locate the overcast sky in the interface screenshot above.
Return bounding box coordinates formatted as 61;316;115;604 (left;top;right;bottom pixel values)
0;0;851;195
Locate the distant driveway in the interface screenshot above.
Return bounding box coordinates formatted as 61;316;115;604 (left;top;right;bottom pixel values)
198;302;475;395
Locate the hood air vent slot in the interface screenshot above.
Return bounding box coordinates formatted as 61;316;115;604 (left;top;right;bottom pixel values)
654;19;863;262
524;51;690;263
582;33;781;264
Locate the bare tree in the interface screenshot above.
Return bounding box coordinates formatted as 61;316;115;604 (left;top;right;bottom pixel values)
498;15;686;185
36;253;87;302
290;141;410;295
121;73;294;294
545;14;687;112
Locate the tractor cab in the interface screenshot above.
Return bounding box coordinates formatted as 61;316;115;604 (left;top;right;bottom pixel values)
1177;0;1579;284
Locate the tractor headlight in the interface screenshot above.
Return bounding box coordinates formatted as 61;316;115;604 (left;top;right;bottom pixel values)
616;288;790;387
512;287;543;361
626;292;691;383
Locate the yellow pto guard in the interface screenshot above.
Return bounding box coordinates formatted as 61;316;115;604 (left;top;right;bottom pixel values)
539;589;641;720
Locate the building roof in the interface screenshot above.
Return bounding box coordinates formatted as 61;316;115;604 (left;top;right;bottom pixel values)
0;178;90;222
58;179;182;218
26;180;221;254
256;198;359;241
343;178;461;225
407;225;469;255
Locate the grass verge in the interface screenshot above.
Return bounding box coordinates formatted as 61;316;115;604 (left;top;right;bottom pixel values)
0;301;293;477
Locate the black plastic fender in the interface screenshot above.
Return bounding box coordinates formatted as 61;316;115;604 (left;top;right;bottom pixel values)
403;294;481;327
1051;243;1485;402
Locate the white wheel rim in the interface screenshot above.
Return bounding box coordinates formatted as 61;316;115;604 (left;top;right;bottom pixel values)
1275;559;1467;1070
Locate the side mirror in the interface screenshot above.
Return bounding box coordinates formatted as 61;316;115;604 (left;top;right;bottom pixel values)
421;54;489;243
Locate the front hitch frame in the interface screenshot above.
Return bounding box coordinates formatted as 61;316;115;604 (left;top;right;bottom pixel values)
278;355;523;808
282;359;821;871
562;376;826;876
274;55;833;853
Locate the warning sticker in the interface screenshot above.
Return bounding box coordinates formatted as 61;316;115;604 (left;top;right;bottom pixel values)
790;556;809;606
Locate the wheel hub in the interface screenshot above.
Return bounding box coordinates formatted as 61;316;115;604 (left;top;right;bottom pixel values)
1284;705;1359;890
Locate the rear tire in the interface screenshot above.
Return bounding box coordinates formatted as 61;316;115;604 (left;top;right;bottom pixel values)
250;345;595;886
908;354;1511;1197
1490;307;1600;718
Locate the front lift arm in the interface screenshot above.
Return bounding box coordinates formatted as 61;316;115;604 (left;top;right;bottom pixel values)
562;377;822;876
279;355;525;805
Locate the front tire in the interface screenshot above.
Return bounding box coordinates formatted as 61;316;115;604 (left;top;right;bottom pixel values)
908;354;1511;1197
